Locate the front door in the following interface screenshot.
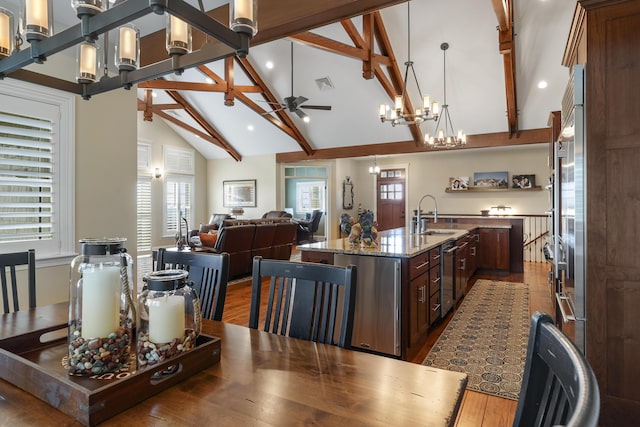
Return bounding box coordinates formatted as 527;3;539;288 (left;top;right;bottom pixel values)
376;168;405;231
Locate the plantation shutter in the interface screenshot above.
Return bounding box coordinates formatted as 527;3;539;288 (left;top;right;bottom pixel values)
0;111;53;243
137;176;152;252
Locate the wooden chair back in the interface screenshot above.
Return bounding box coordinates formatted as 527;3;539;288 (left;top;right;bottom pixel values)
156;248;230;321
249;256;357;348
513;312;600;427
0;249;36;314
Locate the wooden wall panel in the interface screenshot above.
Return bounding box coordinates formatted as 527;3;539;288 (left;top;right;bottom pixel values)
582;0;640;422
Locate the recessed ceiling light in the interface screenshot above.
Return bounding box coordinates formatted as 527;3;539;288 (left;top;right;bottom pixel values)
265;61;274;69
303;116;310;123
537;80;548;89
247;124;254;131
151;91;157;98
206;77;213;84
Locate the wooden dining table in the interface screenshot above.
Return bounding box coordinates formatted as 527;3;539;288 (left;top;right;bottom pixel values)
0;303;467;426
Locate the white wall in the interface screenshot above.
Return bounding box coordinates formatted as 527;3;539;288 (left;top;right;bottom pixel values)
207;154;278;220
137;113;209;247
202;144;550;241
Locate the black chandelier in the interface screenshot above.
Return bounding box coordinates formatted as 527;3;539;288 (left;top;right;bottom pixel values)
0;0;257;100
378;1;438;126
425;42;466;148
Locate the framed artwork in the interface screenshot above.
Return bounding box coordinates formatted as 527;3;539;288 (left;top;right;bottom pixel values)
223;180;256;207
512;174;535;189
449;176;469;190
473;171;508;188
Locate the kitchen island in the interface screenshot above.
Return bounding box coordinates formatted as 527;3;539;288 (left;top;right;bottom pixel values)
298;227;466;361
298;222;514;361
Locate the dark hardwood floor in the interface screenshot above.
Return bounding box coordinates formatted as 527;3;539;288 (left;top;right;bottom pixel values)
220;252;554;427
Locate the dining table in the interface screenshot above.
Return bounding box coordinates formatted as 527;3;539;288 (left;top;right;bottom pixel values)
0;303;467;426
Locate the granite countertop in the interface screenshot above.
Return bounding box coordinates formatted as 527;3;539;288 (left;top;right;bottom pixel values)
298;223;512;258
296;227;459;258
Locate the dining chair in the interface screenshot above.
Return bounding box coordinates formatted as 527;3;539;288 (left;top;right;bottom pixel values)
155;248;230;321
0;249;36;314
512;312;600;427
249;256;357;348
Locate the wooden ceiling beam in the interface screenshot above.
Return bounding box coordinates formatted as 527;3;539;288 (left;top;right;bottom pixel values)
276;128;551;162
288;31;390;67
154;110;231;153
165;90;242;161
492;0;518;135
235;57;315;155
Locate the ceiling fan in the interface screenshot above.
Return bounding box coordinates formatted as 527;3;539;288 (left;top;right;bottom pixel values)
263;42;332;121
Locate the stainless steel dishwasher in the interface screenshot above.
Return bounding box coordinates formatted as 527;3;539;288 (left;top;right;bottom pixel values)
334;254;401;357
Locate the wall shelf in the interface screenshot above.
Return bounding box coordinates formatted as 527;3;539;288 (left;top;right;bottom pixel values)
445;186;543;193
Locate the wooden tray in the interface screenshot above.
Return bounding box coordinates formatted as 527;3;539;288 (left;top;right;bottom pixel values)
0;323;221;426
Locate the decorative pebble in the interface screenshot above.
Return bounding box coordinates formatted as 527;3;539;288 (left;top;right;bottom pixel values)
67;326;132;376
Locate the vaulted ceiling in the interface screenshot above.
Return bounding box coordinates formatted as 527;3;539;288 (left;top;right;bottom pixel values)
7;0;577;162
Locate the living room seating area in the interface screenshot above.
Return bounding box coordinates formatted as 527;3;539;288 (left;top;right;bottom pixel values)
203;221;298;279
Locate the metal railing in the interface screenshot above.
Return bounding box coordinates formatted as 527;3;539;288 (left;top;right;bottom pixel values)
522;214;552;263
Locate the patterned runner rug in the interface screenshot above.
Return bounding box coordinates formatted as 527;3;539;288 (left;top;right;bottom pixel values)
422;279;530;400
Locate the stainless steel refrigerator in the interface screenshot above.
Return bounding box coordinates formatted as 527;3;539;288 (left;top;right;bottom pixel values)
553;64;586;353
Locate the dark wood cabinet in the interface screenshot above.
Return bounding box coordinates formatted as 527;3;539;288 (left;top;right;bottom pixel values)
467;231;478;278
455;236;469;302
564;1;640;421
428;249;441;327
407;246;443;353
478;228;510;271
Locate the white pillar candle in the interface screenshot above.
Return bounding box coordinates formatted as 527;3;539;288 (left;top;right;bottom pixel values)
170;16;188;46
234;0;253;22
149;295;185;344
26;0;48;30
0;11;10;56
81;265;120;339
118;26;137;63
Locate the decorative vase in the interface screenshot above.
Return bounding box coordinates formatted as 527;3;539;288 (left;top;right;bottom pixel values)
68;238;135;376
137;269;202;369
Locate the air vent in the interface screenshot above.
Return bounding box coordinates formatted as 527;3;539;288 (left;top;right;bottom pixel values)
315;76;334;91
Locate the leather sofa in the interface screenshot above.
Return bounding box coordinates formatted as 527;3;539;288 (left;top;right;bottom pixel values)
262;210;292;219
208;221;298;279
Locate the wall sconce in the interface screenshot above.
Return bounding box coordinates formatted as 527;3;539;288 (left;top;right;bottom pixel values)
489;205;512;216
154;167;162;179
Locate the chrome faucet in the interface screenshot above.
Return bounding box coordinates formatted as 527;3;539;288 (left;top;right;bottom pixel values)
416;194;438;234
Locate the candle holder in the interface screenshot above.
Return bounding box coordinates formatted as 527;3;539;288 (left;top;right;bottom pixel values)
137;270;202;370
68;238;135;376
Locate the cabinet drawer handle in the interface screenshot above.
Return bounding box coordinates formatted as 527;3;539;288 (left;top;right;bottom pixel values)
431;303;441;312
418;285;426;303
459;242;469;249
431;277;441;283
415;261;429;270
432;254;441;260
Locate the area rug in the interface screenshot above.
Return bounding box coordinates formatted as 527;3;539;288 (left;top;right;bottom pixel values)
422;279;530;400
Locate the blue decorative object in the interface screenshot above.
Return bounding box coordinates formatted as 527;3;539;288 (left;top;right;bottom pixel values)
340;213;352;237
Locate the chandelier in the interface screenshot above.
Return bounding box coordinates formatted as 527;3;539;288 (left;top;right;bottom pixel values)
368;156;380;175
378;1;438;126
0;0;257;100
425;43;466;148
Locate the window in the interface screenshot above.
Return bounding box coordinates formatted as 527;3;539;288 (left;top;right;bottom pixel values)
163;146;194;237
0;80;74;260
137;142;153;286
296;181;325;213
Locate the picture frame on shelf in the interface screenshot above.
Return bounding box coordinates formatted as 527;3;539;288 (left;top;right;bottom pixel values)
473;171;508;188
223;180;257;207
511;174;536;189
449;176;469;190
